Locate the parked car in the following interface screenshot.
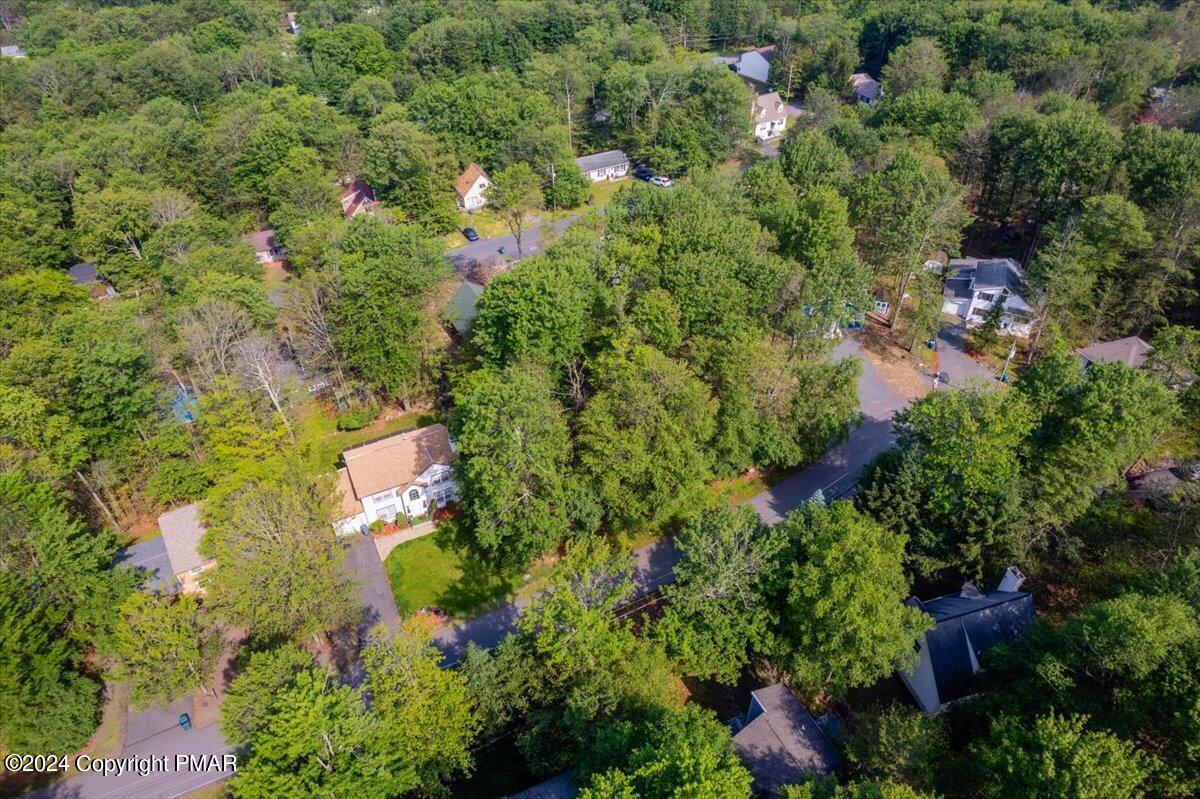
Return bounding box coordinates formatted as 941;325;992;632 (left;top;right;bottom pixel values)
462;227;480;242
632;164;653;181
649;175;674;188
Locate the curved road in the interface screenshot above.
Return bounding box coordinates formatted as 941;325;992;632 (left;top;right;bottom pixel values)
435;335;906;663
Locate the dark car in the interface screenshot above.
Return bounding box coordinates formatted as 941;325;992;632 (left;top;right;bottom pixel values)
462;227;480;242
632;164;653;181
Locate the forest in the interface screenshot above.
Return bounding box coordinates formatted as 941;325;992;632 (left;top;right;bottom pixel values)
1;0;1200;798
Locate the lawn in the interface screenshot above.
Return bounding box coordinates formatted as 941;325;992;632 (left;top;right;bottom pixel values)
384;519;560;619
295;401;443;478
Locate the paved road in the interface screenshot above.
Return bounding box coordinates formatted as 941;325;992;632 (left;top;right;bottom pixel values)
435;335;905;662
25;723;234;799
749;336;906;522
448;216;578;274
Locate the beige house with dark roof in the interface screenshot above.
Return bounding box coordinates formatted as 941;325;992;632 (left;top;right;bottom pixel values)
157;503;216;595
333;424;459;534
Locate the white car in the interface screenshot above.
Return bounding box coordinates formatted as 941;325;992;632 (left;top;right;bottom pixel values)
649;175;674;187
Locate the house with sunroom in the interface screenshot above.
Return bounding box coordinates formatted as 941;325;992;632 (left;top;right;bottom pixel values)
333;424;459;535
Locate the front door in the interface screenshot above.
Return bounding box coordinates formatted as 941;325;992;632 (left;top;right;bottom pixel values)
404;488;427;517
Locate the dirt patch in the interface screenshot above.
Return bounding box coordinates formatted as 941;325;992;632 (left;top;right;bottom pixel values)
192;628;248;730
853;326;932;400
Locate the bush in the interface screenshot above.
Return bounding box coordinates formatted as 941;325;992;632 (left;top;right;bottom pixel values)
337;402;379;431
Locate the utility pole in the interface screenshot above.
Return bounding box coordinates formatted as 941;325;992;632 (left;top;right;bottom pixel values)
998;341;1017;383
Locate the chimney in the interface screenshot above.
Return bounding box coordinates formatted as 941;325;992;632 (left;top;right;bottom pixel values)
997;566;1025;593
959;581;985;600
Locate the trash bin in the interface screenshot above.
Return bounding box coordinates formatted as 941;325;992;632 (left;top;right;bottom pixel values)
178;713;192;731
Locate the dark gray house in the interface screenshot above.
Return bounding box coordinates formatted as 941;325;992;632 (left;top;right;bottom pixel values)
732;683;840;797
898;567;1035;715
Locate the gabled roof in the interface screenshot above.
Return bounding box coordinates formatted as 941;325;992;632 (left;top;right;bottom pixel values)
851;72;881;101
754;92;787;122
157;503;213;575
340;179;378;218
742;45;777;61
341;424;457;501
114;536;177;594
1078;336;1152;368
733;684;840;796
455;163;490;199
910;588;1035;708
575;149;630;173
971;258;1025;292
449;281;484;334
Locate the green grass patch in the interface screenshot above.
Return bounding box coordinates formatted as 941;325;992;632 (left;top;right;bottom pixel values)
295;402;443;478
384;521;518;618
384;519;561;620
707;470;782;506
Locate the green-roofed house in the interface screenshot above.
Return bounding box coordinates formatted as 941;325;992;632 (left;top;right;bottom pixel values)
448;281;485;336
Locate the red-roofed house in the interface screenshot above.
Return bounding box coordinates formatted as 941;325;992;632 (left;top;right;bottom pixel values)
455;164;491;212
340;179;379;219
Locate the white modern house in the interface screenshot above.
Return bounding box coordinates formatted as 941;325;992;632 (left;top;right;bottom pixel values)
753;92;788;141
334;424;459;535
735;46;775;84
575;149;630;182
941;257;1036;338
851;72;881;104
899;568;1034;716
454;163;491;212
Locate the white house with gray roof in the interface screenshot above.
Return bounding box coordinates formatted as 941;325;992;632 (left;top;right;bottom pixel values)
752;92;788;142
942;257;1035;338
575;149;630;182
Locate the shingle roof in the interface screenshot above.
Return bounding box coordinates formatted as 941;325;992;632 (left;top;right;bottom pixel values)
743;45;777;61
342;424;457;500
851;73;881;101
754;92;787;122
1078;336;1152;368
114;536;177;594
249;229;277;254
449;281;484;334
733;684;840;796
340;179;378;218
970;258;1025;292
68;262;97;284
912;589;1035;707
506;771;577;799
157;503;213;575
575;149;630;174
455;163;489;199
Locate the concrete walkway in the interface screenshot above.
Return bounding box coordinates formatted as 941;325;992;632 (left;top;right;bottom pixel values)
374;520;437;561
